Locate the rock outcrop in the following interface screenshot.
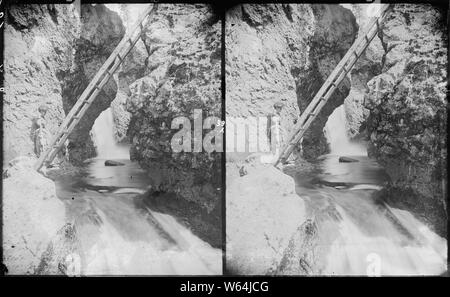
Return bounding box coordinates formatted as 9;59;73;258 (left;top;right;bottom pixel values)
126;4;222;247
4;4;80;165
364;4;448;237
59;4;125;164
3;157;76;274
341;4;385;140
225;4;358;274
4;3;126;166
294;5;358;160
226;4;358;161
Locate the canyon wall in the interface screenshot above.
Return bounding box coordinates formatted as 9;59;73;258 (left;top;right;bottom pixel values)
365;4;448;237
125;4;222;247
59;4;125;164
4;4;80;165
226;4;358;160
225;4;359;274
341;4;385;140
4;4;125;166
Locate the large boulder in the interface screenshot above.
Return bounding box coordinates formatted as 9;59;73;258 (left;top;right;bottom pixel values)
2;157;71;274
226;4;358;161
226;162;306;274
126;4;222;246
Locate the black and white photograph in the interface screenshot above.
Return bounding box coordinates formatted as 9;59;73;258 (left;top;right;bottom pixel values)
2;2;222;275
0;0;449;285
226;3;448;276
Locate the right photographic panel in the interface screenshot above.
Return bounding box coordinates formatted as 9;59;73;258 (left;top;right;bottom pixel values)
225;3;448;275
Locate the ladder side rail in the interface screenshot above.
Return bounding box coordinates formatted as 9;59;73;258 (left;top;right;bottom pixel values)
55;3;155;131
44;61;123;164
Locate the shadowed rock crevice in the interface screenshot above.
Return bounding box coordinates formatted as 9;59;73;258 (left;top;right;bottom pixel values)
295;5;358;160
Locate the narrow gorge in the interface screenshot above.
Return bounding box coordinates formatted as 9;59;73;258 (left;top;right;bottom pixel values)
2;2;447;276
226;3;447;275
3;3;222;275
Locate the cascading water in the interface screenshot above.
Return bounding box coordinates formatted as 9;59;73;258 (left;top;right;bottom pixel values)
54;107;222;275
90;107;129;160
287;105;447;275
324;105;366;156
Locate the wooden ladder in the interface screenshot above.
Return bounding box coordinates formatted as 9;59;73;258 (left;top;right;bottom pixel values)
274;4;392;167
35;4;158;171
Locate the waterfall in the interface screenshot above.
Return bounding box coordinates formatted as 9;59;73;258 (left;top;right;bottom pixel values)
91;107;129;159
324;105;367;156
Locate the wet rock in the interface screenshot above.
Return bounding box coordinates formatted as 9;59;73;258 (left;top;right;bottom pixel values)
341;4;384;139
338;156;359;163
104;160;125;166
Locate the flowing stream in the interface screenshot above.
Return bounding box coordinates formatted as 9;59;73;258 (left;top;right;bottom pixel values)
54;108;221;275
289;104;447;275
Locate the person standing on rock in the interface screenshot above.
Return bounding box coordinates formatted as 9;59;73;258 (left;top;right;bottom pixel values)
260;101;285;164
34;104;51;158
269;101;284;158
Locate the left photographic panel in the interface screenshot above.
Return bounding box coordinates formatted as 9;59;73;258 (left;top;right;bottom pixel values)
2;2;223;275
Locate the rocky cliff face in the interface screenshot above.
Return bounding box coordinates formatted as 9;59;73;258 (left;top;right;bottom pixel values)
4;4;80;165
126;4;222;247
341;4;385;140
59;4;125;164
364;4;448;237
226;4;358;161
4;4;125;166
295;5;358;160
3;157;78;274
